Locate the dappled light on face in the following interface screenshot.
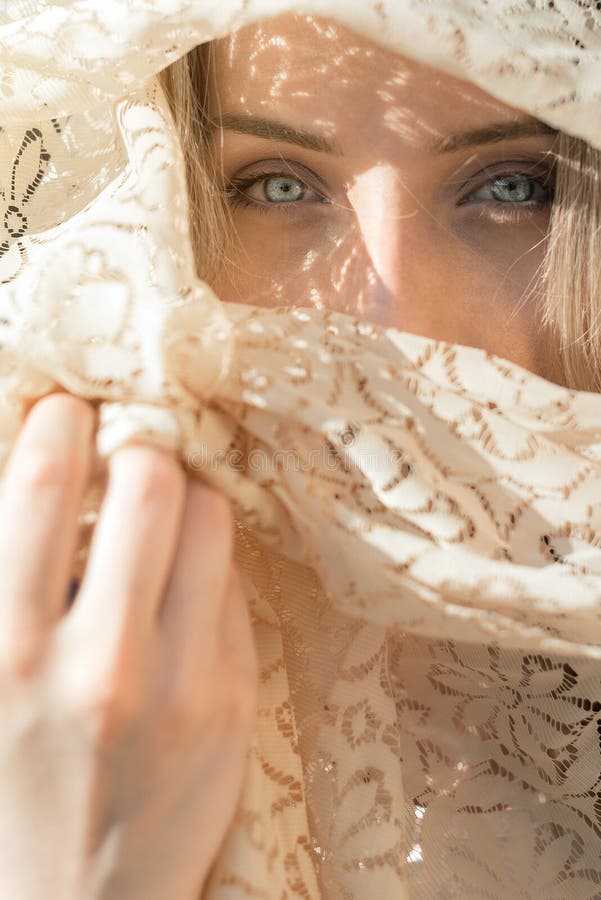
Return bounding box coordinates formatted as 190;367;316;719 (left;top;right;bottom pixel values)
342;163;431;326
208;12;561;383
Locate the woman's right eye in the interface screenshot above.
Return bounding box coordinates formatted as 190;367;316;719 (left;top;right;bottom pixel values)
226;172;327;210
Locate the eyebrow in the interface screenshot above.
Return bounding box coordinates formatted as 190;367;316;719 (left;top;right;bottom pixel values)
216;113;344;155
433;118;558;153
215;113;558;156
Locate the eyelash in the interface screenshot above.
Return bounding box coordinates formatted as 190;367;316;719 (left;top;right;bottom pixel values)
225;169;326;215
225;164;555;217
457;163;555;216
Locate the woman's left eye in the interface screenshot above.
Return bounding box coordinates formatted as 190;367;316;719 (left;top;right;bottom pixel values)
464;172;552;206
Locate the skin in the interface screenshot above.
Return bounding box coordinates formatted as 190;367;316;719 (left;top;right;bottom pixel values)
209;14;564;384
0;394;258;900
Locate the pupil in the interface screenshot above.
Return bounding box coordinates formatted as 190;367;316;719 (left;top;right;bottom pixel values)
492;174;534;202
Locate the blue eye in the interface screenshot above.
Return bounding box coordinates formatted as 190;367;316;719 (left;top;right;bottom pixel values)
226;169;327;211
488;174;534;202
263;175;306;203
466;171;551;206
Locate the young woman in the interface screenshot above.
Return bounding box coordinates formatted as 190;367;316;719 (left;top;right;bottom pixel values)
161;13;601;394
1;8;600;900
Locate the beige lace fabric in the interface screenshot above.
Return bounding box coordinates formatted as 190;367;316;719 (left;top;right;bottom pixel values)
3;2;601;897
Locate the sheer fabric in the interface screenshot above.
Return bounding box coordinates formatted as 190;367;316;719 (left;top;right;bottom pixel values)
2;2;601;897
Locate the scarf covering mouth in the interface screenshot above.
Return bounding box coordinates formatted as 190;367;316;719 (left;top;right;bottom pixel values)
2;2;601;897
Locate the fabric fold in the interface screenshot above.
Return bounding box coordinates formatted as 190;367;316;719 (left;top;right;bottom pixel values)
3;1;601;896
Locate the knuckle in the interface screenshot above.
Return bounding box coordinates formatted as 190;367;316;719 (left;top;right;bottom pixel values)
0;636;44;683
164;659;257;746
63;664;142;747
112;446;184;505
18;445;80;492
0;610;47;684
79;687;139;747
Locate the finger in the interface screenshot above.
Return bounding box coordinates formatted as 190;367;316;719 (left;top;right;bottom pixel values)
65;444;186;657
158;481;234;674
0;393;95;643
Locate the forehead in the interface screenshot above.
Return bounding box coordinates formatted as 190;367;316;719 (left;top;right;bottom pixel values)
209;13;523;141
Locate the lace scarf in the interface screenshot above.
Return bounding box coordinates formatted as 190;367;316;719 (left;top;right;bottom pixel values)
2;2;601;897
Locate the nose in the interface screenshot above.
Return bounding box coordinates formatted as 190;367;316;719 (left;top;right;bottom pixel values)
347;163;420;325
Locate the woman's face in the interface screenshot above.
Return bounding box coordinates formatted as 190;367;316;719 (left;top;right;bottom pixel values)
208;14;562;382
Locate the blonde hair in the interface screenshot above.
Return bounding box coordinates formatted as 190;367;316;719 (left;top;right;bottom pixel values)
159;45;601;394
159;45;231;286
542;135;601;392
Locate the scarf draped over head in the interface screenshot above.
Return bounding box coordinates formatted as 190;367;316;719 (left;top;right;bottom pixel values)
2;2;601;897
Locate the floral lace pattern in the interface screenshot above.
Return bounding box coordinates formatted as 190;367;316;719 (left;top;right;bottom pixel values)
2;1;601;897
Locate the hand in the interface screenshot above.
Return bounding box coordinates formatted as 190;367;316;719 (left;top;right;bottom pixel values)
0;392;258;900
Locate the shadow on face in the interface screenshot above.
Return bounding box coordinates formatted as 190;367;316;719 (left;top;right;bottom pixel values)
206;13;561;382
